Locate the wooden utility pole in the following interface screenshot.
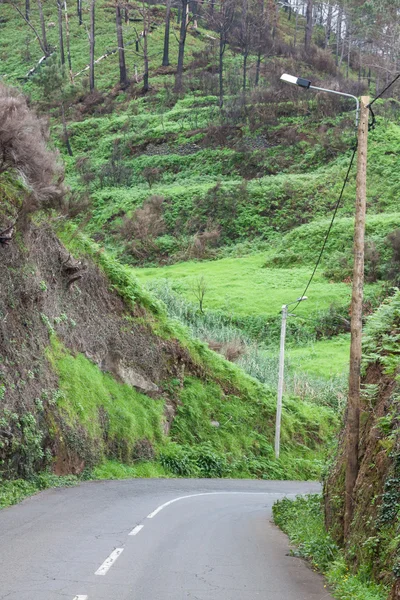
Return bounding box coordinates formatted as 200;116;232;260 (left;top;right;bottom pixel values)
344;96;369;538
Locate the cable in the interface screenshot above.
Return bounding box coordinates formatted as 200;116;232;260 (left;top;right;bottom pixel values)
368;73;400;106
367;72;400;130
291;142;358;314
289;72;399;315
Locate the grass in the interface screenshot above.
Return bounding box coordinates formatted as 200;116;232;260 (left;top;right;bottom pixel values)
273;495;388;600
92;460;169;479
147;279;348;409
0;473;79;509
287;335;350;379
47;336;165;464
135;254;355;317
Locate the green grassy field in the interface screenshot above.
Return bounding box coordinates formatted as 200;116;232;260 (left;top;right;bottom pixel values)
135;253;358;317
287;335;349;379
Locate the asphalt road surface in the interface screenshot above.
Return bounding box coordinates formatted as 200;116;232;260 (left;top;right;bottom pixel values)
0;479;334;600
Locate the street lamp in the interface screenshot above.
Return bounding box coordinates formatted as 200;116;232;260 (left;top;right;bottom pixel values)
275;295;307;459
280;73;360;127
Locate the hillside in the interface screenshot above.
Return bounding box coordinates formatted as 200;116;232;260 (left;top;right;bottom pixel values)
0;183;336;493
0;0;399;503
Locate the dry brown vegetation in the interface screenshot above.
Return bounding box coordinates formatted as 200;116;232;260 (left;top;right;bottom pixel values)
0;82;65;217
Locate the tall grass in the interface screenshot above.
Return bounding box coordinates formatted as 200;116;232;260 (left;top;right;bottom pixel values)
149;281;347;409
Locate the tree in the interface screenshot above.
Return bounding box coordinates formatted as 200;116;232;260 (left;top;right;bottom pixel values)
115;0;128;87
63;1;73;81
193;276;208;313
304;0;313;50
211;0;235;108
174;0;190;92
33;55;73;156
57;0;66;65
7;0;50;56
162;0;172;66
132;0;152;93
77;0;82;24
89;0;96;91
37;0;50;55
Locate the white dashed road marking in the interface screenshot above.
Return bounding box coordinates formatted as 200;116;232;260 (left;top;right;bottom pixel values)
129;524;144;536
95;548;124;576
73;596;88;600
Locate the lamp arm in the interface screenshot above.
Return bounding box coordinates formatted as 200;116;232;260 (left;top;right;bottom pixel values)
309;85;360;127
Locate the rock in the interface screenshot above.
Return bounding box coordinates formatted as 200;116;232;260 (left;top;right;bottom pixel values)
117;363;159;394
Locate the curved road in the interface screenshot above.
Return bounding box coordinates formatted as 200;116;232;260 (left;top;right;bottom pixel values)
0;479;333;600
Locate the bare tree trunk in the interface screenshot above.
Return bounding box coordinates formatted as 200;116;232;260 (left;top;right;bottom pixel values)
25;0;30;21
255;0;265;86
346;29;351;78
142;4;149;93
336;4;343;66
57;0;65;65
9;0;48;55
116;1;128;87
61;102;73;156
37;0;49;55
90;0;95;91
242;52;248;93
219;32;224;109
294;0;299;48
162;0;172;66
77;0;82;24
255;51;262;86
325;0;332;48
304;0;313;50
64;1;73;81
175;0;188;92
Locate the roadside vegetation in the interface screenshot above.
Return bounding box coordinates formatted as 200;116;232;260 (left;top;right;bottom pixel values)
273;495;388;600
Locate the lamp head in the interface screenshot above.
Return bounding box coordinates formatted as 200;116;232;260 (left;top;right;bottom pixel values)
280;73;312;89
296;296;308;302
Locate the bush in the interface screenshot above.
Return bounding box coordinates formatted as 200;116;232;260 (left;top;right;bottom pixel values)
273;495;388;600
0;82;65;218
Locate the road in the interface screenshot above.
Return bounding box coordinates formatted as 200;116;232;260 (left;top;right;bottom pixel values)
0;479;333;600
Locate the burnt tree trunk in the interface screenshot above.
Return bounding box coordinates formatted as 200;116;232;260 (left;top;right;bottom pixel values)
174;0;188;92
116;1;128;87
37;0;50;55
219;30;225;109
304;0;313;50
64;0;73;80
57;0;65;65
90;0;96;91
77;0;82;24
162;0;172;66
61;102;73;157
143;27;149;92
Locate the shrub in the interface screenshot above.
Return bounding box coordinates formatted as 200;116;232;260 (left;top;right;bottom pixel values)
0;82;65;216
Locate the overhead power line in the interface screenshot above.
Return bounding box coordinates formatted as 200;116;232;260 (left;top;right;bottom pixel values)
368;72;400;131
291;142;358;314
368;73;400;106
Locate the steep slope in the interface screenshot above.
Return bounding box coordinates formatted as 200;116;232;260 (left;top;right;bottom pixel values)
0;201;337;484
324;291;400;598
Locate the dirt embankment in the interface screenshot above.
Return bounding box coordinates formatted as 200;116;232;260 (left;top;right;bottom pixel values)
324;302;400;598
0;224;201;478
